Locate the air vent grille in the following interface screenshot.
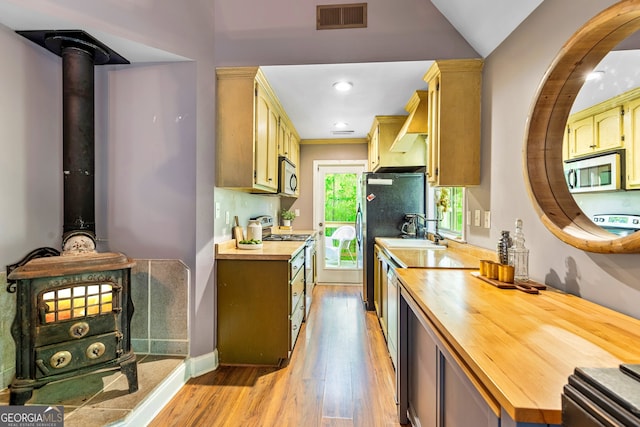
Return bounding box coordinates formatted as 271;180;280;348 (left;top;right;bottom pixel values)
317;3;367;30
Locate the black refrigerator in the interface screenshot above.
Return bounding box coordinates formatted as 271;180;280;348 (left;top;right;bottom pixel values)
355;172;426;310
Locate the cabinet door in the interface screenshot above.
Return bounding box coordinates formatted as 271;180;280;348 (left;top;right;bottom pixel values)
595;106;623;152
255;85;278;191
408;310;438;427
277;118;288;158
427;75;440;184
568;116;595;157
387;270;398;369
369;125;379;171
374;246;382;318
380;256;388;339
626;98;640;189
441;351;499;427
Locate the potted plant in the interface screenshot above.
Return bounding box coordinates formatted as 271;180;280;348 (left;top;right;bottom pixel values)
281;209;296;226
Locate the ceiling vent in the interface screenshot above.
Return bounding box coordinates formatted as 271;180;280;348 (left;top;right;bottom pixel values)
317;3;367;30
331;130;355;135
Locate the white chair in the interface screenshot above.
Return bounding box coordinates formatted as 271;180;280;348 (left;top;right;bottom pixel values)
324;225;356;266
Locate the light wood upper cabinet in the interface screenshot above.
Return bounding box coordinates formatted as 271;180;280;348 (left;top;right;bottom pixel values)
423;59;483;186
625;97;640;189
254;84;279;191
566;106;623;158
566;116;595;158
368;123;380;171
216;67;300;194
368;115;426;172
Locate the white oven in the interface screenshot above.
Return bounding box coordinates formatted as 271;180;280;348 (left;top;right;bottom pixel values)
564;151;623;193
279;156;298;195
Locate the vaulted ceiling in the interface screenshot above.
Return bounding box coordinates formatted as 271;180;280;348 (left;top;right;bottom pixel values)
264;0;545;140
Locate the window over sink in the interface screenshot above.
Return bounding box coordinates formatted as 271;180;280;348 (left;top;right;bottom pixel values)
435;186;464;240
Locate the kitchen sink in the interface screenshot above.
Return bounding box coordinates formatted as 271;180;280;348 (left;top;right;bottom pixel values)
378;238;446;250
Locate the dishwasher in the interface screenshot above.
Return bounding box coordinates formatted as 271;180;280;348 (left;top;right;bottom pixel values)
387;264;400;371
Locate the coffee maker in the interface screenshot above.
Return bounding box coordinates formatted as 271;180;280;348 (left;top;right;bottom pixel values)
401;214;419;237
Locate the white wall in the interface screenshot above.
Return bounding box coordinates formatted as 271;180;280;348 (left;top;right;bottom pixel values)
213;0;478;66
0;0;216;357
471;0;640;318
0;25;62;260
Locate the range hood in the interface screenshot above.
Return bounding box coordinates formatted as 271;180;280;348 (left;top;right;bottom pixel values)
389;90;428;152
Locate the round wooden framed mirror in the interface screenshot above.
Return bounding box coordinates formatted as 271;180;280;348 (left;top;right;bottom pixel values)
525;0;640;253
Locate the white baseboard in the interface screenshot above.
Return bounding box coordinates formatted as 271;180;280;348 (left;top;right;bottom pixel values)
188;350;218;377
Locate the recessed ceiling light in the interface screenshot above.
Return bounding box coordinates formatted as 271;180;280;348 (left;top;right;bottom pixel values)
334;122;349;128
332;81;353;92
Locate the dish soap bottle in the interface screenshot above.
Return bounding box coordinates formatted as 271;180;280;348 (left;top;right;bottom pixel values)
508;218;529;281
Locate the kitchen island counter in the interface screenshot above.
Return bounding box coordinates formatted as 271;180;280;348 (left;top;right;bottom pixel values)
396;268;640;425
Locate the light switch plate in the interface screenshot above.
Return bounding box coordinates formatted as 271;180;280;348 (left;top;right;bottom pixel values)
484;211;491;228
474;210;481;227
466;210;471;225
225;211;230;225
215;202;221;219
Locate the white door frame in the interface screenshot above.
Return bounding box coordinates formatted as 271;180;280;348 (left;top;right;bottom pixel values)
313;160;367;284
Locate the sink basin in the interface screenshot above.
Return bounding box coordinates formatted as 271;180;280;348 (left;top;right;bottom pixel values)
378;238;446;250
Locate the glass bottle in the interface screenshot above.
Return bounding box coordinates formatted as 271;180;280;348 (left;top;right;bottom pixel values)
508;218;529;281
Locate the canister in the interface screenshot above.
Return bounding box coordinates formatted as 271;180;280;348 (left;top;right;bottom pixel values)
247;220;262;241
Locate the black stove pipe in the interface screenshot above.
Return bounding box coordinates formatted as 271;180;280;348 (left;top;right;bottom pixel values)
15;30;129;250
62;44;96;244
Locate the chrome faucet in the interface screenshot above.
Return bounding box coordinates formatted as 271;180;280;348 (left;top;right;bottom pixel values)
424;217;444;244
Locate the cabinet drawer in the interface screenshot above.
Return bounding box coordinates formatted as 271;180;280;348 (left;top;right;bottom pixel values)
290;251;304;278
290;297;305;350
291;271;304;315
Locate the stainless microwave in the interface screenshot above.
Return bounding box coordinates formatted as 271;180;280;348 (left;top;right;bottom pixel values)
278;156;298;195
564;151;624;193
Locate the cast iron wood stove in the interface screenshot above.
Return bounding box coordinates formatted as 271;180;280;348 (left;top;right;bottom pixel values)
7;251;137;405
5;30;137;405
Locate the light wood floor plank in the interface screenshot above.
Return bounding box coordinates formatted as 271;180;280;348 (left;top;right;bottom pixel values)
149;285;407;427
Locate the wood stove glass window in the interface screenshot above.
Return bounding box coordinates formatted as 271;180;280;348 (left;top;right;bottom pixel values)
41;283;115;323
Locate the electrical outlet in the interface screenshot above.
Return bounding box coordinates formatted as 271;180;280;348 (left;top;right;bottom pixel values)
294;209;300;217
484;211;491;228
474;210;481;227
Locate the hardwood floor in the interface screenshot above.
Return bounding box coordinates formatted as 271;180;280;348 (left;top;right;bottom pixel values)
149;285;405;427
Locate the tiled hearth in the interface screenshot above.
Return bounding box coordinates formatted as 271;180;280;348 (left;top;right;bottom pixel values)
0;258;190;426
0;354;185;426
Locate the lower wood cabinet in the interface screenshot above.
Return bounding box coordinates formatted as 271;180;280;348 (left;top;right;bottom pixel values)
399;291;558;427
217;249;305;365
401;292;500;427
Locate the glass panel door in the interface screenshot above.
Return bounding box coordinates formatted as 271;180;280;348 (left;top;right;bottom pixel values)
314;161;366;284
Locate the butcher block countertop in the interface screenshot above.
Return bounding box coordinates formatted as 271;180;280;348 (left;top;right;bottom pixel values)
396;268;640;425
215;239;306;260
375;237;491;268
215;228;317;260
